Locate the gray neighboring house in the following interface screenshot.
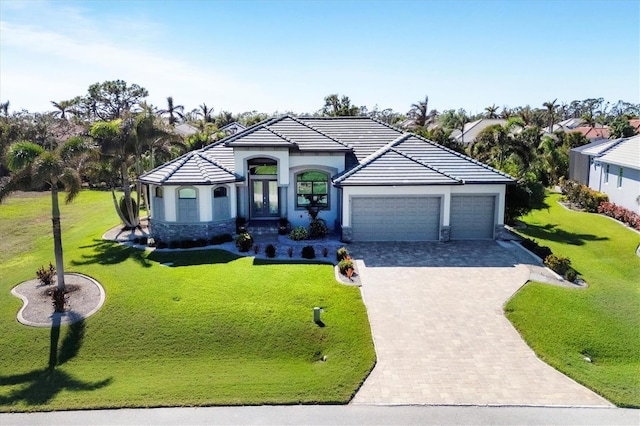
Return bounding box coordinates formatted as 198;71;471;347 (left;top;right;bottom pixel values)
139;115;515;243
586;135;640;213
569;139;618;184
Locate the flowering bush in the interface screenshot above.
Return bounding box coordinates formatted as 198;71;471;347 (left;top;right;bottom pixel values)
597;202;640;230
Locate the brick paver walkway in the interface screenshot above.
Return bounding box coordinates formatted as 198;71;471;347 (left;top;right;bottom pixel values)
349;241;612;406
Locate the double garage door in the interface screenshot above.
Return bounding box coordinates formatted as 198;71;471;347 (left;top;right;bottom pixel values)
350;195;496;241
351;196;441;241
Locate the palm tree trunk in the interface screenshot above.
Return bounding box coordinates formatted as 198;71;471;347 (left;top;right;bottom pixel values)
51;186;66;292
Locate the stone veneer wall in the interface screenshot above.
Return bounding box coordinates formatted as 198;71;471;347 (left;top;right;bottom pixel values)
150;219;235;243
341;226;352;243
439;226;451;242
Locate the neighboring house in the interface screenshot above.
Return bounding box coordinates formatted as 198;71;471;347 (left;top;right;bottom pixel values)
140;115;514;243
587;135;640;213
173;122;199;137
219;122;247;135
568;126;610;141
569;139;617;184
452;119;508;145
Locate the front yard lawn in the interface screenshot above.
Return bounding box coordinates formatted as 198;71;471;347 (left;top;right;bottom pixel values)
0;191;375;412
506;192;640;407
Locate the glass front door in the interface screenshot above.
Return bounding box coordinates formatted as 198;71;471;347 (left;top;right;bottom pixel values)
251;180;279;218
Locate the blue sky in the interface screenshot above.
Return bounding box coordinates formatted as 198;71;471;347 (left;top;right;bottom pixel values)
1;0;638;116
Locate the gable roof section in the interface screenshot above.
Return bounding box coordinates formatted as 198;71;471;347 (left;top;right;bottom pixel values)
334;134;513;186
596;135;640;170
300;116;403;160
140;142;239;185
222;115;350;151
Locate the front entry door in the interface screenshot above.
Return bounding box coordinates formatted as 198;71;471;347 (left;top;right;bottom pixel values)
251;180;279;218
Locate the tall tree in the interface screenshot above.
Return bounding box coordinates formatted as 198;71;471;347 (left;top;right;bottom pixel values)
195;103;214;124
79;80;148;121
158;96;184;125
50;99;77;120
484;104;500;119
542;99;557;131
1;136;92;311
0;100;9;117
321;94;360;117
408;95;437;128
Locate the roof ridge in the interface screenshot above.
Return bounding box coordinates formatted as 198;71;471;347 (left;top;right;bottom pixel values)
390;146;462;183
408;133;515;181
220;116;285;147
159;151;195;183
197;151;237;177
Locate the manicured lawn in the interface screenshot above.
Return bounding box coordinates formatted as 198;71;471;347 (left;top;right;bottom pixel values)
505;192;640;407
0;191;375;412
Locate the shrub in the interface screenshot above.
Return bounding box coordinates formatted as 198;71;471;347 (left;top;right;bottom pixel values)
235;232;253;252
156;239;168;249
52;288;67;313
336;247;350;262
309;218;329;238
338;259;354;275
235;216;247;233
598;202;640;230
289;226;308;241
520;238;552;260
322;247;329;258
544;254;572;275
560;179;608;212
265;244;276;258
565;267;578;283
287;246;293;257
301;245;316;259
278;218;290;235
36;262;56;286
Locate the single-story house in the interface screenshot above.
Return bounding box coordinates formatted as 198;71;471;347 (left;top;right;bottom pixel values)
139;115;515;243
587;135;640;213
569;138;618;184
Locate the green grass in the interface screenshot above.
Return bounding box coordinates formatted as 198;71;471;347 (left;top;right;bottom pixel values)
505;192;640;407
0;191;375;412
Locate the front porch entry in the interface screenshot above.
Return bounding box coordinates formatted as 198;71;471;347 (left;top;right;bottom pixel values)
248;158;279;219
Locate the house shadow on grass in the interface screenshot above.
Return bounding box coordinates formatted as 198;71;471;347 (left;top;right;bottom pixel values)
519;223;609;246
72;240;152;268
148;249;241;267
0;312;112;408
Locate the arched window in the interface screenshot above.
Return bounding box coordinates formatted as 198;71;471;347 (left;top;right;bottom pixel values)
177;187;198;222
212;186;230;220
296;170;329;209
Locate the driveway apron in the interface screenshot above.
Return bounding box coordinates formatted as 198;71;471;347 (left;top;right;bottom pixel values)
349;241;611;407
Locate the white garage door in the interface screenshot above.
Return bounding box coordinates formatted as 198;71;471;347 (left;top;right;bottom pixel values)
450;195;495;240
351;196;441;241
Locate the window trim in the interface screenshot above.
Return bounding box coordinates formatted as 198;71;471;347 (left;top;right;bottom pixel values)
295;170;330;210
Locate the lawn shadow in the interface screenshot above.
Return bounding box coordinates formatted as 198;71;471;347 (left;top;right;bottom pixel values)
72;239;151;268
0;311;112;407
519;223;609;246
147;249;241;267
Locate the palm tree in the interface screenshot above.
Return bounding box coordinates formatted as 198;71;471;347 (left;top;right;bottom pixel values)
195;103;215;124
1;136;92;311
484;104;500;119
542;99;557;132
0;100;9;117
158;96;184;125
409;95;437;128
51;99;77;120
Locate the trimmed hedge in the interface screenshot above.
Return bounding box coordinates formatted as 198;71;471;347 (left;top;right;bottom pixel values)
560;179;608;212
598;202;640;230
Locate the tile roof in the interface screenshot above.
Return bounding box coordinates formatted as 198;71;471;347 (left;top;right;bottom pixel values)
334;134;514;186
140;115;514;187
597;135;640;169
139;142;239;185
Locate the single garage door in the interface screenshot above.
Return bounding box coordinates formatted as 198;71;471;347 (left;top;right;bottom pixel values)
450;195;495;239
351;196;440;241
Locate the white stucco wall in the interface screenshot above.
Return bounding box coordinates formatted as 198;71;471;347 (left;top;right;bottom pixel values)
340;184;506;227
233;148;290;185
591;162;640;213
152;184;237;222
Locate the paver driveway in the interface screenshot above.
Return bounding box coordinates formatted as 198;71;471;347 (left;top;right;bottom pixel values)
349;241;611;406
